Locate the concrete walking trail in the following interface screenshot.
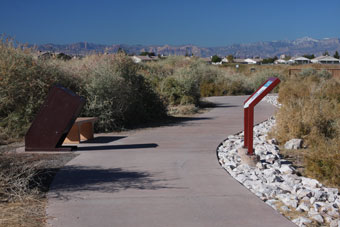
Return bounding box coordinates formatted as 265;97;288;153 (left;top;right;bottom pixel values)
47;96;295;227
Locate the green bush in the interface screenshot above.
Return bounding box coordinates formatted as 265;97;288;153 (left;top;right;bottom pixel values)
142;57;205;106
141;56;263;106
249;69;284;92
83;54;166;131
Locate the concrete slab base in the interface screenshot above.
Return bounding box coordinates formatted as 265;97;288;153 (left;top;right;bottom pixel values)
237;147;258;167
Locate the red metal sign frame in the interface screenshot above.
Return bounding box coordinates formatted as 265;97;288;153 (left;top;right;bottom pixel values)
243;77;280;155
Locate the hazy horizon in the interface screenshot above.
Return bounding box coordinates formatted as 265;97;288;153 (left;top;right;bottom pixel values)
25;36;338;48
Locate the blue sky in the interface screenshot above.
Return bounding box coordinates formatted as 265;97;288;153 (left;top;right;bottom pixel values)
1;0;340;47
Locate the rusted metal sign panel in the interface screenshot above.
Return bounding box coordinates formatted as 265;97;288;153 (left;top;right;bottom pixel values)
25;85;85;151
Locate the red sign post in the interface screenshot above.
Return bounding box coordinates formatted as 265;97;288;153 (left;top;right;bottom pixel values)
243;77;280;155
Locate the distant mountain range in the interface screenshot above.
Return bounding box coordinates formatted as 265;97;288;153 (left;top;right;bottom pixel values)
34;37;340;58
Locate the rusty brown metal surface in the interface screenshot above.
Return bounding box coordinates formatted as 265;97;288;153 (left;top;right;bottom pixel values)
25;85;85;151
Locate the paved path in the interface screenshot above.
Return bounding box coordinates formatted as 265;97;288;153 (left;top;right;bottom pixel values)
47;96;295;227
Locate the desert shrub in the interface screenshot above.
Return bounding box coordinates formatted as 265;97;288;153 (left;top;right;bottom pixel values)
274;74;339;143
160;77;183;105
305;140;340;187
83;53;166;131
249;69;285;92
143;57;205;106
200;75;252;97
0;39;82;144
0;152;40;202
142;56;258;105
167;104;199;116
0;39;166;142
298;68;332;80
272;69;340;185
160;74;200;106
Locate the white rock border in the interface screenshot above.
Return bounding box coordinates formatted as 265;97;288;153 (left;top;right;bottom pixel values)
217;95;339;227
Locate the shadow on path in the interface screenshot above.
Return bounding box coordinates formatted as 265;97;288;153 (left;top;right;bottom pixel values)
81;136;127;144
77;143;158;151
127;116;213;130
214;104;240;108
50;166;174;196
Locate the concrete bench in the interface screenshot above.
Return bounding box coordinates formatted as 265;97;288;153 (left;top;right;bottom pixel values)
63;117;98;144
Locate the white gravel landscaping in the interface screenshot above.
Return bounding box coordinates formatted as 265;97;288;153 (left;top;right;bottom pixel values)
217;95;340;227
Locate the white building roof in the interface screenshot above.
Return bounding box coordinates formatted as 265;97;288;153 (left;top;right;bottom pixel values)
131;55;159;63
244;58;257;64
312;55;340;62
244;58;262;64
274;59;288;64
292;56;310;61
221;57;228;63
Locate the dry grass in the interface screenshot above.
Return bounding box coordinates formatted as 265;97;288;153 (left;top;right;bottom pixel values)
167;104;199;116
0;199;46;227
271;69;340;188
279;148;308;176
0;149;76;227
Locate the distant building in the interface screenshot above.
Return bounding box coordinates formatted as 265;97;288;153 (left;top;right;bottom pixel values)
289;56;311;64
131;55;158;63
233;59;246;64
274;59;288;64
279;54;286;60
311;55;340;64
221;57;229;64
230;58;262;64
244;58;263;64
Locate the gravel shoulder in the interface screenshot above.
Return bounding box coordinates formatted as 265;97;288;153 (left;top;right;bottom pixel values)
217;96;340;227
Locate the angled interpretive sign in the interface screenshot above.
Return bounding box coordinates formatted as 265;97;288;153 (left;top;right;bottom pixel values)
243;77;280;155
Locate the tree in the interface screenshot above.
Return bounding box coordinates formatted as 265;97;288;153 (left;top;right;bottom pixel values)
211;55;222;63
226;55;234;63
303;54;315;59
117;47;127;54
323;51;329;56
334;51;340;59
140;51;155;57
56;53;72;61
262;56;278;64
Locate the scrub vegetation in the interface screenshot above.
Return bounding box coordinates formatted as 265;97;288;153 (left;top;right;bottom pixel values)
272;69;340;187
139;56;283;108
0;148;76;227
0;39;284;145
